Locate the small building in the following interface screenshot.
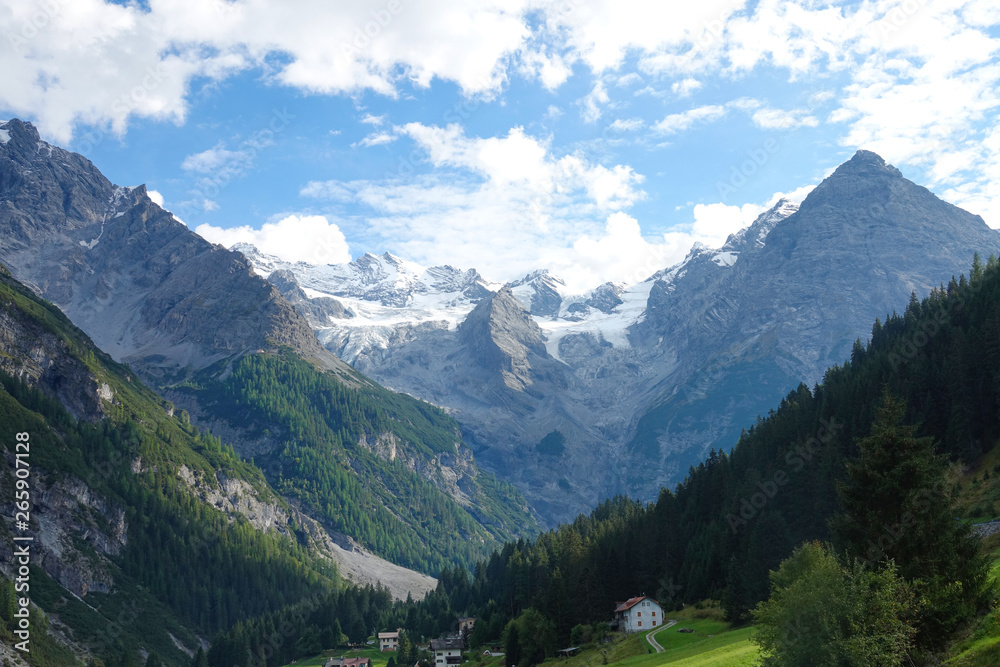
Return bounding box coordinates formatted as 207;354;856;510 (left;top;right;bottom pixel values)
430;636;465;667
612;596;664;633
457;617;476;634
379;630;401;652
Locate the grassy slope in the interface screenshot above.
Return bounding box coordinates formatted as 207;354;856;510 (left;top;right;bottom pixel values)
622;606;760;667
945;458;1000;665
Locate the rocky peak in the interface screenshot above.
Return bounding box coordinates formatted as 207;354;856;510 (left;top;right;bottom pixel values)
833;149;903;179
459;286;549;390
508;269;567;318
722;198;799;253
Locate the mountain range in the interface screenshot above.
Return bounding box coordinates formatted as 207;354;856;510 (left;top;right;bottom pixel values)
236;151;1000;523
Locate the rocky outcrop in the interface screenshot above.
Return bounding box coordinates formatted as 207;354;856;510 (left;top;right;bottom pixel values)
0;460;126;598
174;462;435;600
267;269;352;327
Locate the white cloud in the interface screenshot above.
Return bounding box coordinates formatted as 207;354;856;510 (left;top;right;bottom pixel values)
354;131;397;148
579;80;610;123
1;0;536;141
181;144;251;173
751;107;819;130
147;189;165;207
361;113;386;126
615;72;642;87
671;78;703;97
656;105;728;134
609;118;644;132
195;214;351;265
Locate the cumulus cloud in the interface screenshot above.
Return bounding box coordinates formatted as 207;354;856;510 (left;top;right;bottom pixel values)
195;214;352;265
147;189;165;207
300;124;649;289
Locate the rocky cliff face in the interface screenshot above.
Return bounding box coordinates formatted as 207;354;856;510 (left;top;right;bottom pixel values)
239;151;1000;524
0;119;346;382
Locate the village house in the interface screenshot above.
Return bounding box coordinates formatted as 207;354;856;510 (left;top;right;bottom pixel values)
379;630;401;652
457;617;475;634
430;636;465;667
612;596;664;633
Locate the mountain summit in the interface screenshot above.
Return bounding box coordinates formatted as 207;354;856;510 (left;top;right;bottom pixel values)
0;119;342;379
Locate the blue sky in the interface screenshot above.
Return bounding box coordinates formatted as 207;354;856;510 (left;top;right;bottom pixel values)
2;0;999;291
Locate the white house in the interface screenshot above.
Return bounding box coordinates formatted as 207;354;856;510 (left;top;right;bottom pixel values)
430;636;464;667
379;630;400;652
613;596;664;633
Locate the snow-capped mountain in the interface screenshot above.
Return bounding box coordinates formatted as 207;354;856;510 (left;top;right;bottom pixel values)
233;152;1000;524
230;198;805;520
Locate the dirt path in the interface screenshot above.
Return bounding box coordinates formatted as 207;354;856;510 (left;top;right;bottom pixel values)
646;620;677;653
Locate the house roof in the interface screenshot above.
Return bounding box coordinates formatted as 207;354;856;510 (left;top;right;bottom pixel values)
379;632;400;639
614;596;652;612
430;637;465;651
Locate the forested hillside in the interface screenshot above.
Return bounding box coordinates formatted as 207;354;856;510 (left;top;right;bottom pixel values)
177;350;535;574
0;266;341;665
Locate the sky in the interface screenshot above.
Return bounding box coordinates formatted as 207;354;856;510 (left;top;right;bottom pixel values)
2;0;999;292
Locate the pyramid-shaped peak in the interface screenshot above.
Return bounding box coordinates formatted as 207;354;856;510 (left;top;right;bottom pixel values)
832;150;903;179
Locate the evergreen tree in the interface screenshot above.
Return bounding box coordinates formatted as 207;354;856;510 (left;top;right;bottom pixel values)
503;623;521;667
830;391;988;648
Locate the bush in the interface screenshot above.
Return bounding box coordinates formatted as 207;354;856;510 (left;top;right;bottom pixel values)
752;542;916;666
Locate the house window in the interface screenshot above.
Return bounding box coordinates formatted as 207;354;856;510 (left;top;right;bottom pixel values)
652;611;656;617
637;612;641;617
638;621;642;627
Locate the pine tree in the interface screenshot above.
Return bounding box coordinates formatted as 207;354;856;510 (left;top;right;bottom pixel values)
830;390;988;648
